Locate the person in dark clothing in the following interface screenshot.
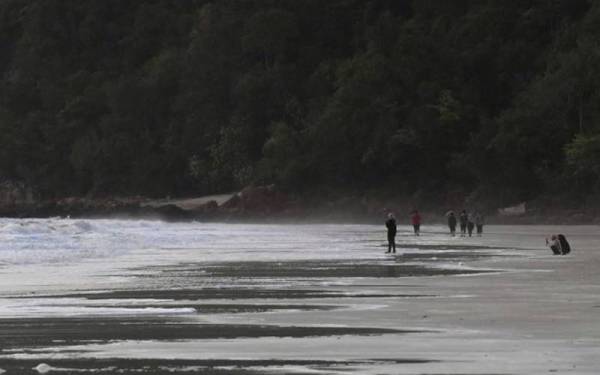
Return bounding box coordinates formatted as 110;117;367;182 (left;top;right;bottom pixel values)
546;235;562;255
467;213;475;237
410;210;421;236
474;212;484;236
446;211;457;236
385;213;397;253
459;210;468;236
546;234;571;255
558;234;571;254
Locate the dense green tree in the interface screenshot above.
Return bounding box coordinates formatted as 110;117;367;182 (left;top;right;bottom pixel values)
0;0;597;207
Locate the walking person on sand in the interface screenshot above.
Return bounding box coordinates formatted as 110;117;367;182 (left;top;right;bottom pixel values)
474;212;484;236
459;210;468;236
385;213;397;253
410;210;421;236
446;211;457;236
467;213;475;237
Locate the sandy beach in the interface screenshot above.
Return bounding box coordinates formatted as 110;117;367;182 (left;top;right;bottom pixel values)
0;221;598;374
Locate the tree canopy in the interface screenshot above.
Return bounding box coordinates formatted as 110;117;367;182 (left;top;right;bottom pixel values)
0;0;597;207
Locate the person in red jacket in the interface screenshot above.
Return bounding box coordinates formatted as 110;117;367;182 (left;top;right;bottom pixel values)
410;210;422;236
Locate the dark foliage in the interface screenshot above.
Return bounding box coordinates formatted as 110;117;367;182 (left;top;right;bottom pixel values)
0;0;597;205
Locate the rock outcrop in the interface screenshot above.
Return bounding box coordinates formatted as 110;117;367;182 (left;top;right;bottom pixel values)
220;185;289;216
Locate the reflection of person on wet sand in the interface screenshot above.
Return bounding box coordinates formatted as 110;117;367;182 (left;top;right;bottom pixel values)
385;213;397;253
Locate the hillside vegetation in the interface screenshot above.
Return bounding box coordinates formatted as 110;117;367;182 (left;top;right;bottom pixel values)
1;0;599;209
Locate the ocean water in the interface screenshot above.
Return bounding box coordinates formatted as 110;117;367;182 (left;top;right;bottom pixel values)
0;218;598;374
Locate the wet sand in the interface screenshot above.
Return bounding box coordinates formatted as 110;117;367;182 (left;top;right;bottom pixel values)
0;317;418;349
0;358;437;375
0;248;490;374
1;225;599;374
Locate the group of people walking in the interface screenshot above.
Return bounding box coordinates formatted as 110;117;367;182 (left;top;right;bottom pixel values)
446;210;484;237
385;210;572;256
385;209;482;253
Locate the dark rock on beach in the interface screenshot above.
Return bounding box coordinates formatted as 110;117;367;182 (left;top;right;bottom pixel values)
152;204;193;221
190;200;219;216
226;185;289;215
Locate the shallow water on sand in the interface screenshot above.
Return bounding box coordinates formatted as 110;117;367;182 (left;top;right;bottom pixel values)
0;219;599;374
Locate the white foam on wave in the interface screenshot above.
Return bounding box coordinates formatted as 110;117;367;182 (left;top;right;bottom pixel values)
0;218;150;266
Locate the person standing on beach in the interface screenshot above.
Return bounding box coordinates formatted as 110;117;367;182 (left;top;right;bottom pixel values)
475;212;484;236
459;210;468;236
410;210;421;236
447;211;457;236
385;213;397;253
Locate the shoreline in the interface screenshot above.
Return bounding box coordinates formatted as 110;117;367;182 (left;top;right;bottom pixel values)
0;202;598;225
0;189;599;225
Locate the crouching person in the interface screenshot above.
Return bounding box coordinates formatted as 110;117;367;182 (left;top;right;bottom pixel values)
546;234;571;255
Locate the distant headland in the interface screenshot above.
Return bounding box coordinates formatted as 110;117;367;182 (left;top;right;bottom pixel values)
0;181;597;225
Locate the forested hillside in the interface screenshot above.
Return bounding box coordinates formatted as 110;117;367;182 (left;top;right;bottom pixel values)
0;0;599;208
